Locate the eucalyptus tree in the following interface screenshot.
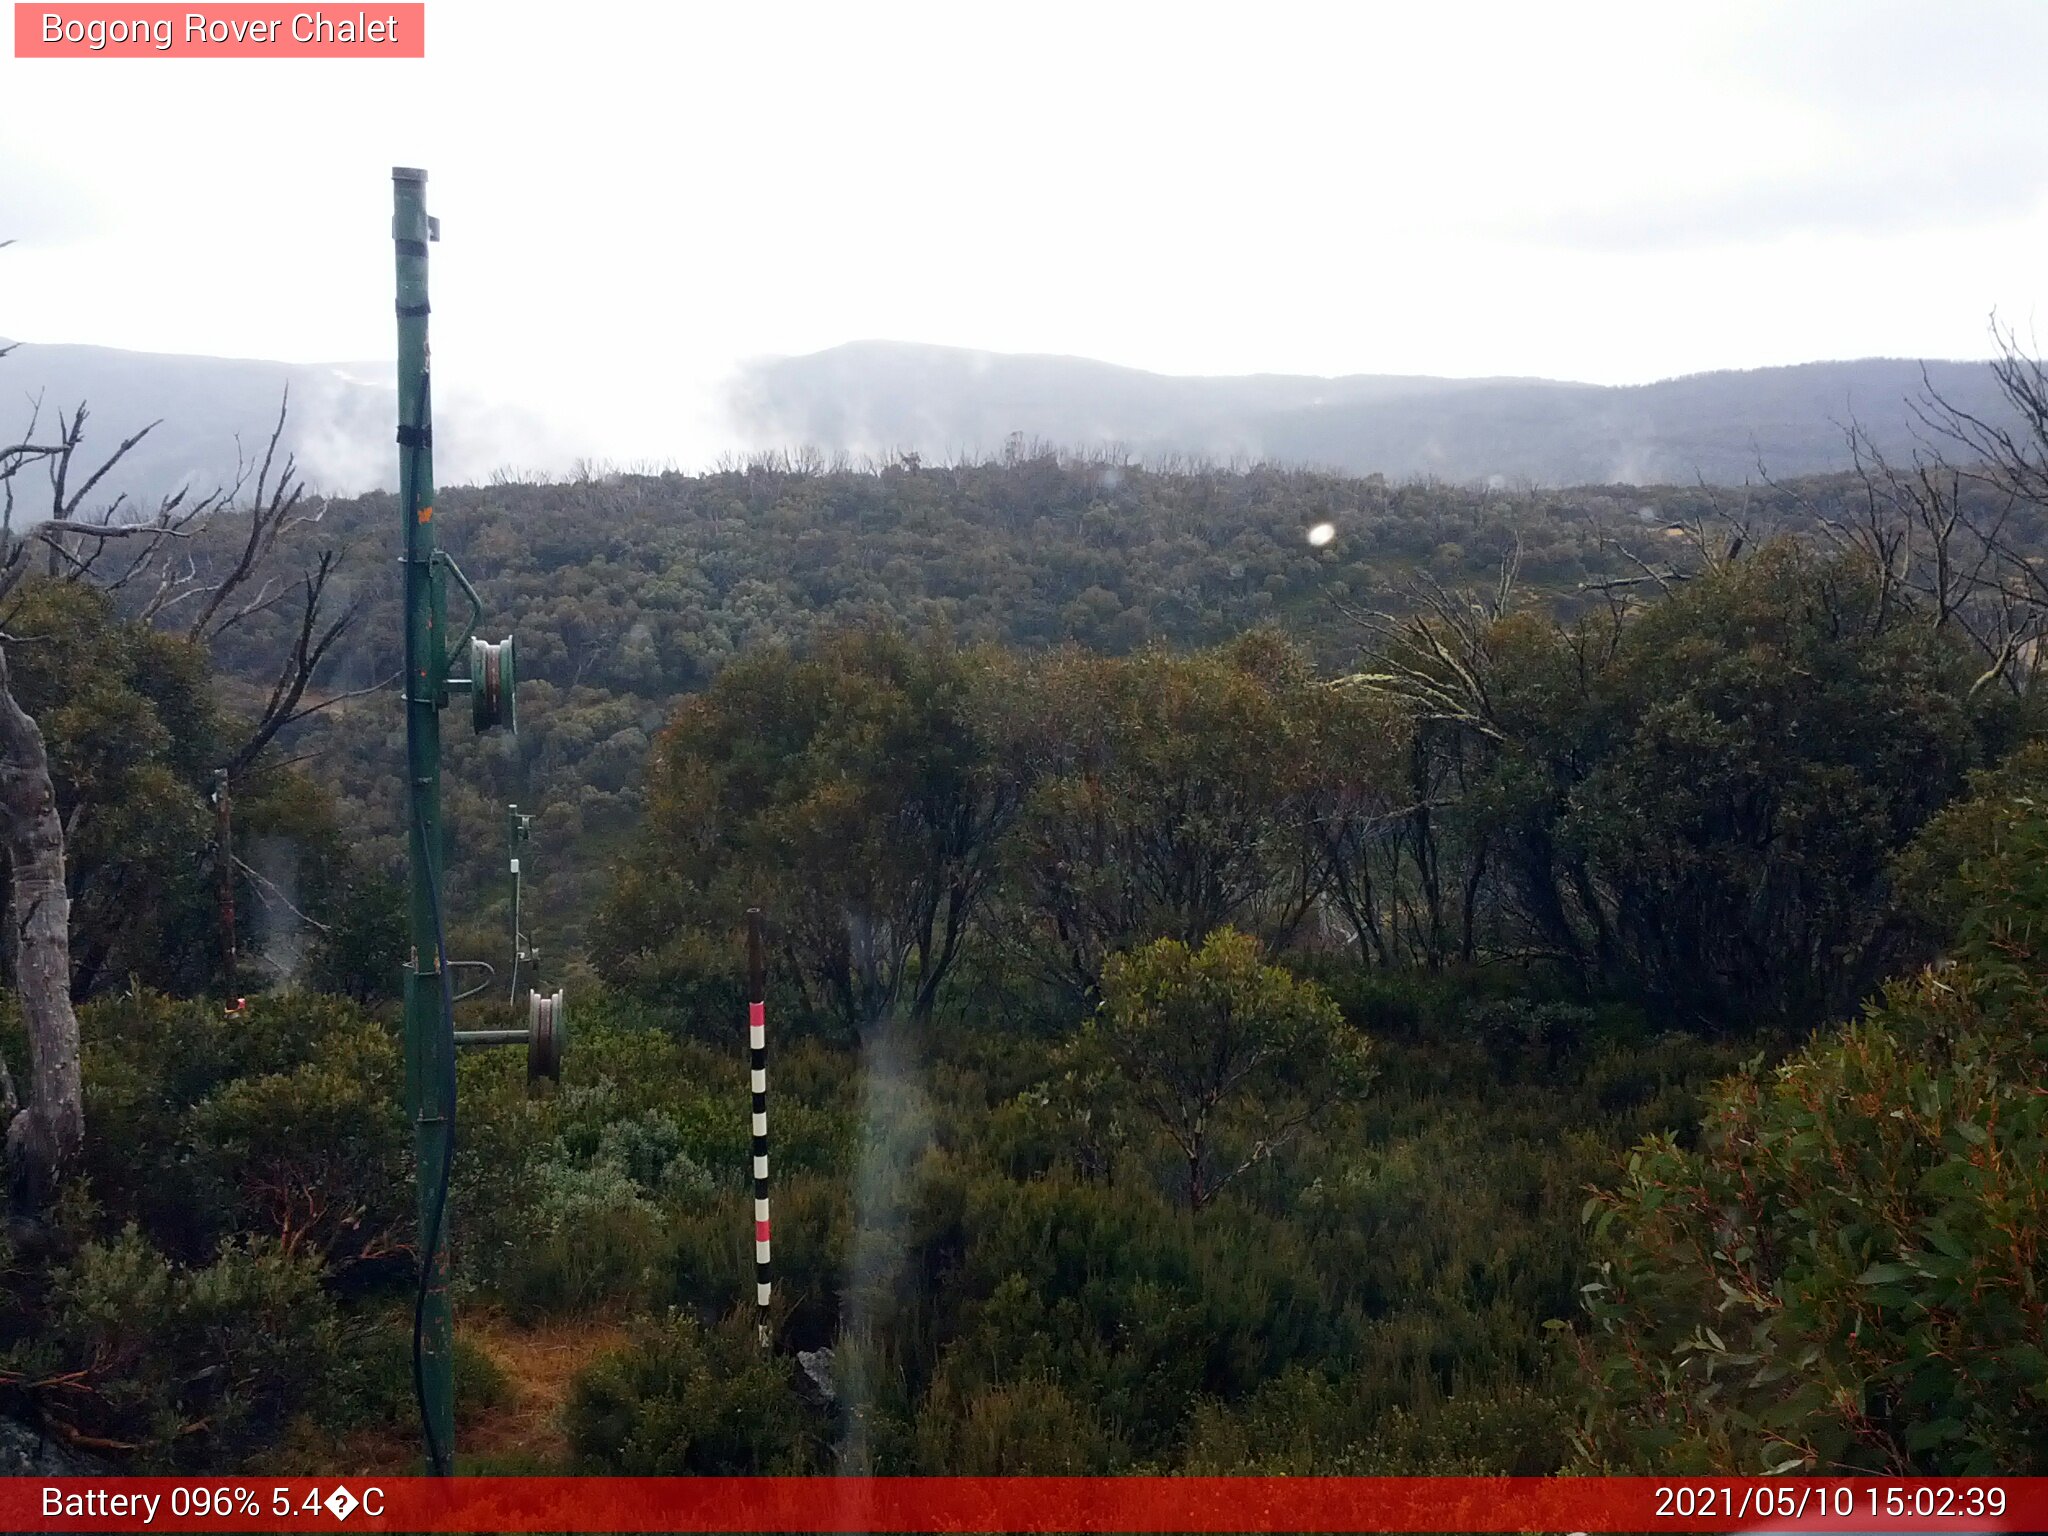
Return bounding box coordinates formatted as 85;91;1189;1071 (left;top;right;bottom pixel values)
0;312;355;1208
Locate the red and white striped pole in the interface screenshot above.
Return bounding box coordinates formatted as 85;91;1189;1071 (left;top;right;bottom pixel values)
747;907;771;1350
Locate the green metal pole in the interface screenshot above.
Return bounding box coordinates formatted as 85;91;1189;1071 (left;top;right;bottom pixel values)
393;164;455;1476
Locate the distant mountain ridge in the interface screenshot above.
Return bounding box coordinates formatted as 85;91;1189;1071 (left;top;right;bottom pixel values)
0;340;568;507
0;341;395;506
1;336;2018;501
731;341;2013;487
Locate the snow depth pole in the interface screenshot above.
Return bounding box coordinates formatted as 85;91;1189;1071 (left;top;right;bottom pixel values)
393;164;455;1476
748;907;772;1349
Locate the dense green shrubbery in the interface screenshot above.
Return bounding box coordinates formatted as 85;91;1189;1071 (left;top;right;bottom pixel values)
11;480;2046;1476
1073;928;1372;1212
79;992;410;1270
565;1314;826;1473
1183;1371;1573;1474
666;1170;849;1351
1579;755;2048;1472
1;1225;344;1467
5;988;796;1466
933;1178;1341;1456
578;959;1741;1475
452;1017;852;1321
211;460;1739;960
186;1025;409;1273
0;582;221;1001
0;994;413;1465
915;1373;1127;1473
10;970;1754;1475
491;1094;723;1321
0;577;417;1007
1367;544;2024;1028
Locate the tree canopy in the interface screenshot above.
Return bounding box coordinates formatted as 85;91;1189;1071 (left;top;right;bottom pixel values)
1579;746;2048;1473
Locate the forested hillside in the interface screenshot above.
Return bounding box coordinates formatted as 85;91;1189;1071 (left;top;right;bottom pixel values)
196;451;2035;974
5;408;2048;1476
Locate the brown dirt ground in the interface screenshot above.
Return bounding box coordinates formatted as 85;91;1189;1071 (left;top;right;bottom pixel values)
334;1312;634;1475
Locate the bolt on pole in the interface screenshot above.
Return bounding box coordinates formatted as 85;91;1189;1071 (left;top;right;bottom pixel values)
393;163;456;1476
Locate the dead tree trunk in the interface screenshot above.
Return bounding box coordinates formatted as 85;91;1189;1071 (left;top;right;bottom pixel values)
0;644;82;1212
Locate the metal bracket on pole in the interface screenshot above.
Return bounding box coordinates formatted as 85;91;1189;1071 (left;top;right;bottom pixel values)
452;987;564;1084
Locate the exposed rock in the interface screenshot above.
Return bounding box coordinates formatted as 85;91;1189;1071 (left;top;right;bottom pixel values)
796;1346;836;1406
0;1415;113;1476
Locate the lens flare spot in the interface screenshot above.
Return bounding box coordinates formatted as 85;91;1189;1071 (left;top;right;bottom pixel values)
1307;522;1336;547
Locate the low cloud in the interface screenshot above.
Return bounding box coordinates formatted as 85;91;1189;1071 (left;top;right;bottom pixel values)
1522;151;2048;252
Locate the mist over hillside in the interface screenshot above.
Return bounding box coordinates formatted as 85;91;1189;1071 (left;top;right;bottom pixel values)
0;340;572;507
1;336;2017;505
731;342;2014;486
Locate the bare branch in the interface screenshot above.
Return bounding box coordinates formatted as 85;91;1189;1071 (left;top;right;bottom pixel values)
187;389;313;639
221;552;360;782
35;516;192;541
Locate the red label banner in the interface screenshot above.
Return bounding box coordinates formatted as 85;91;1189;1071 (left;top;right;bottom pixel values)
13;4;424;57
5;1476;2044;1532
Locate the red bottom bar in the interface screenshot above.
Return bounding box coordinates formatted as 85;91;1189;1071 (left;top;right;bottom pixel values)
10;1476;2045;1533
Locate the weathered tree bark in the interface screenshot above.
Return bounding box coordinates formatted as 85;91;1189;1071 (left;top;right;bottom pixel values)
0;644;82;1212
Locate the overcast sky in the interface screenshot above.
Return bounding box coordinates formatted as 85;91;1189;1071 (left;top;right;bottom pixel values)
4;0;2046;466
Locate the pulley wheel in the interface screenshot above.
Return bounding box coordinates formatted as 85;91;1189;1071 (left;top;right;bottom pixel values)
471;634;518;734
527;987;566;1084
